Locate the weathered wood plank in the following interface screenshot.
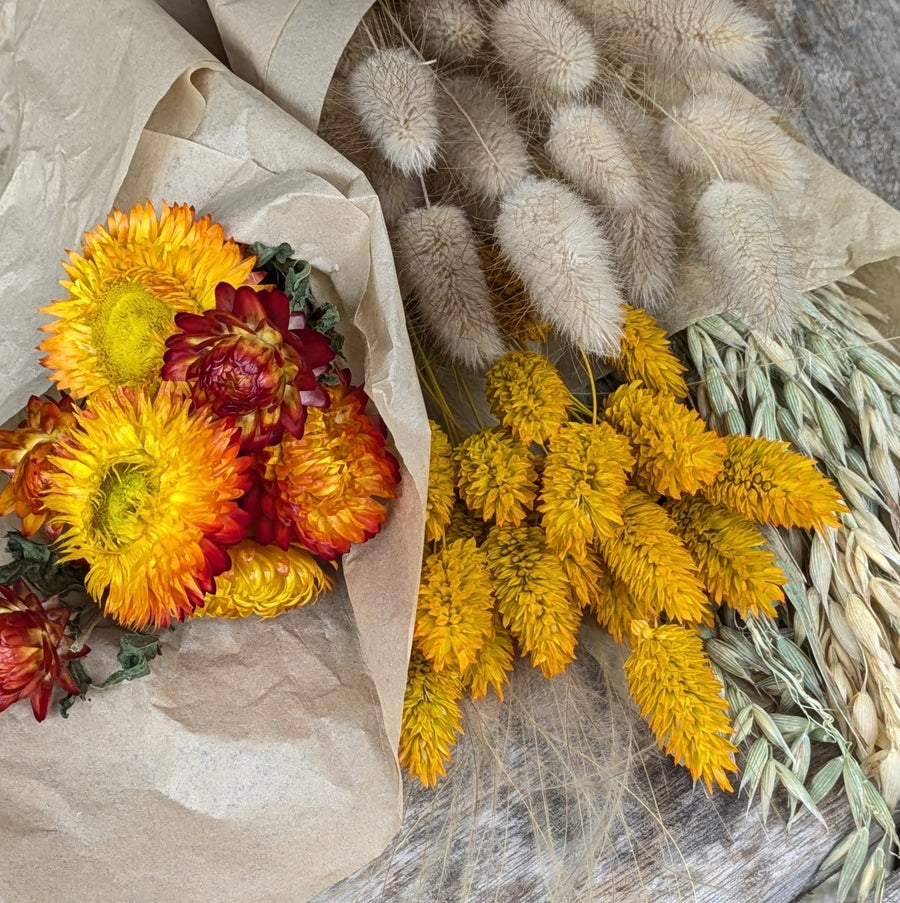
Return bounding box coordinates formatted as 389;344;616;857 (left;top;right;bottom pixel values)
746;0;900;209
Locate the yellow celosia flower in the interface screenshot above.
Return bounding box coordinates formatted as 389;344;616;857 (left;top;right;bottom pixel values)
455;428;538;526
40;201;256;397
481;245;552;344
483;524;582;678
599;488;713;627
668;497;785;619
444;502;488;545
462;616;515;701
608;305;688;397
425;420;457;542
584;554;647;645
415;538;495;673
484;351;571;445
704;435;846;531
625;620;738;793
197;540;333;619
400;646;464;787
539;421;634;561
45;383;249;628
603;381;726;499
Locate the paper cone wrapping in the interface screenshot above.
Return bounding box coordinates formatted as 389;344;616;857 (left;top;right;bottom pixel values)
0;1;427;901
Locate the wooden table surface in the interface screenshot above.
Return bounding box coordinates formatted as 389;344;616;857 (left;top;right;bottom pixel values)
312;3;900;902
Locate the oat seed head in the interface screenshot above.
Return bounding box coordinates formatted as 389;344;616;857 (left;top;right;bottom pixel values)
495;176;625;356
394;204;507;369
662;93;804;193
491;0;599;107
349;47;441;176
693;180;802;337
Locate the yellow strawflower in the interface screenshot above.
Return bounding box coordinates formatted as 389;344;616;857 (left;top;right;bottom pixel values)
704;435;846;531
539;421;634;561
483;524;582;678
609;305;688;397
45;383;249;629
400;646;464;786
462;616;515;701
586;554;648;644
668;497;785;619
481;244;552;344
599;488;713;627
40;201;256;397
625;620;738;793
198;540;333;619
455;428;538;526
425;420;457;542
415;538;495;673
484;350;571;445
603;381;726;499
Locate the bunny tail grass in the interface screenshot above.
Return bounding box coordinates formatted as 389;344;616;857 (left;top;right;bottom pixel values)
349;47;441;176
495;176;625;355
491;0;598;107
693;180;801;336
395;204;508;368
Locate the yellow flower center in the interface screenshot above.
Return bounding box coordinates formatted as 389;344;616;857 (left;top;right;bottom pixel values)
90;282;174;385
92;463;158;546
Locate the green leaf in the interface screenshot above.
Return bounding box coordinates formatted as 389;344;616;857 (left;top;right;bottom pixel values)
59;659;94;718
0;531;85;597
58;631;161;715
250;241;294;267
95;633;162;688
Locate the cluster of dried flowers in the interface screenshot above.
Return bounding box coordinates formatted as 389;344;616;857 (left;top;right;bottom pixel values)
401;308;842;789
323;2;900;875
0;201;399;720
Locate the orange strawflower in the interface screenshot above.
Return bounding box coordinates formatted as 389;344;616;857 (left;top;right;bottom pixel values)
262;382;400;559
0;395;78;536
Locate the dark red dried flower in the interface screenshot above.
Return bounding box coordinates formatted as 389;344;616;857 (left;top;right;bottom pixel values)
162;283;335;450
0;581;86;721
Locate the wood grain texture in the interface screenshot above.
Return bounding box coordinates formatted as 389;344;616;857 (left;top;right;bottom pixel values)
746;0;900;209
313;4;900;900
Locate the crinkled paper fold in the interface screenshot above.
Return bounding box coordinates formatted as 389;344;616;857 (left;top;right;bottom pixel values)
0;1;427;902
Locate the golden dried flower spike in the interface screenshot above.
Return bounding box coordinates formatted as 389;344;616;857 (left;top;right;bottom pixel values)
455;428;538;526
400;646;464;786
625;619;738;793
704;434;846;531
600;487;712;627
609;305;688;397
462;616;515;701
425;420;457;543
603;381;726;499
483;524;582;678
415;538;495;673
667;496;785;619
484;350;571;445
539;421;634;562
